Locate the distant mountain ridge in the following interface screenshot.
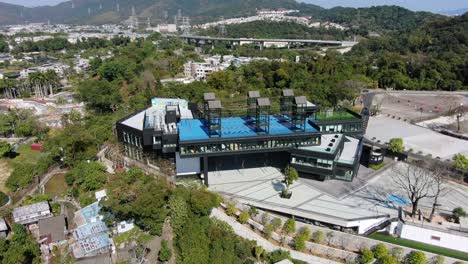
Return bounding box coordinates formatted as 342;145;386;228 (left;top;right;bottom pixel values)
439;8;468;16
0;0;441;31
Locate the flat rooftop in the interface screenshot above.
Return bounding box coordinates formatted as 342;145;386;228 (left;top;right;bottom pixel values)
178;116;319;142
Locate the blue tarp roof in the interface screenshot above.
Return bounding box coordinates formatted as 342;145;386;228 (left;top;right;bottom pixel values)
74;221;109;240
77;202;100;222
178;116;318;142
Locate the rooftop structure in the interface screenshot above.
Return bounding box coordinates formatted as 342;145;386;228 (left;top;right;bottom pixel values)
116;91;368;184
13;201;52;225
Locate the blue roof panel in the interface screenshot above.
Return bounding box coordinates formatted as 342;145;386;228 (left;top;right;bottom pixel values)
179;115;318;142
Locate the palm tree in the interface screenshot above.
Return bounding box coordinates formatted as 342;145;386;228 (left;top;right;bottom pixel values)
44;70;59;97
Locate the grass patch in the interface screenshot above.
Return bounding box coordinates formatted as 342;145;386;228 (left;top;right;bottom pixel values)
316;110;358;122
370;163;386;170
113;227;152;247
369;232;468;261
8;144;46;167
44;173;67;197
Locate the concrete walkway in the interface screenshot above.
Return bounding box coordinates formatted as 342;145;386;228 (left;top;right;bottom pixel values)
210;208;340;264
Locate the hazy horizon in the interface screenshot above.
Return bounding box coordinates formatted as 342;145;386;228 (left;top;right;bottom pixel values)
0;0;467;12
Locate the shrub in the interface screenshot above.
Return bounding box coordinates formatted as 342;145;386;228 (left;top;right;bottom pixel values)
271;217;282;231
283;218;296;234
264;224;274;239
380;255;397;264
360;248;374;264
312;230;325;244
298;226;311;240
267;250;291;264
405;251;426;264
248;206;258;216
452;207;466;223
226;201;237;216
373;243;388;260
238;210;250;224
433;255;444;264
293;234;307;251
159;240;172;262
390;247;404;262
260;212;270;225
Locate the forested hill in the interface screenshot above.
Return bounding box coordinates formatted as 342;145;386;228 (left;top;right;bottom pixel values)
0;0;300;25
348;13;468;90
0;0;442;31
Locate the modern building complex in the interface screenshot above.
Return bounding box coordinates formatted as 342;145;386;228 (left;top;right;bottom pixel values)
116;90;368;185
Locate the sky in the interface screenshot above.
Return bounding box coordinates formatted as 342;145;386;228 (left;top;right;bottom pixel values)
1;0;468;12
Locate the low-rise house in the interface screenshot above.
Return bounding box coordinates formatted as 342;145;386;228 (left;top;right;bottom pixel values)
38;215;67;246
116;220;134;234
13;201;53;225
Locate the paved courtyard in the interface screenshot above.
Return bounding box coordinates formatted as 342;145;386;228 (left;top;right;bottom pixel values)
208;163;468;229
366;115;468;160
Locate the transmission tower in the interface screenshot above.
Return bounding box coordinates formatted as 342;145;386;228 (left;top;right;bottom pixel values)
164;10;168;23
99;3;102;10
219;16;226;36
116;3;120;12
71;1;75;8
88;7;91;16
147;17;151;28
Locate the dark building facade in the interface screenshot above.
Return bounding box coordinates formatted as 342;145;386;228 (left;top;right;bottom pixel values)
116;90;369;185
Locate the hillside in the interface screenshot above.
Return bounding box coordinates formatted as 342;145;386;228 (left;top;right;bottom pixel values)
0;0;443;32
0;0;302;25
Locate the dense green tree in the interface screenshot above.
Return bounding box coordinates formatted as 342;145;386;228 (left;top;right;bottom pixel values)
67;161;107;191
189;188;221;216
388;138;404;153
453;154;468;171
0;224;41;264
77;79;122;113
